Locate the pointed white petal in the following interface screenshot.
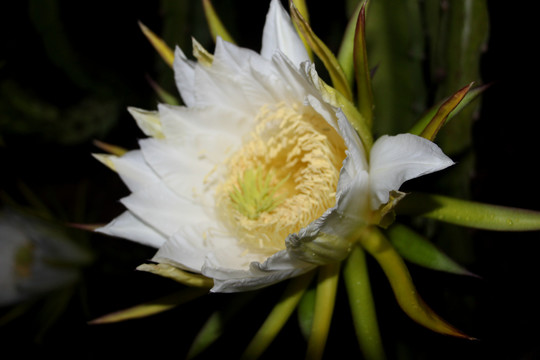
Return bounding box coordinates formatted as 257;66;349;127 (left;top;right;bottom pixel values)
213;37;258;74
271;51;312;101
157;103;245;158
261;0;309;67
92;153;116;171
120;182;213;237
152;224;234;273
110;150;160;192
127;107;163;138
213;38;283;108
192;62;254;114
96;211;167;248
173;46;196;106
369;134;454;209
138;138;217;204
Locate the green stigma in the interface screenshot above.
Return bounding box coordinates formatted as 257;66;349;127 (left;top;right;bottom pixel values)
230;167;289;220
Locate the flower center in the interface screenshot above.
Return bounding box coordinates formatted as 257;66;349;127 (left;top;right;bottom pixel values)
230;167;290;220
216;102;346;255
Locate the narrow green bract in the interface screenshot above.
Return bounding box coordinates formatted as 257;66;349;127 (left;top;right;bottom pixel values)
397;193;540;232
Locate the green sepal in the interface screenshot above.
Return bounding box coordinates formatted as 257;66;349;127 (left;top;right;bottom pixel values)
305;263;340;360
353;2;374;128
290;0;313;60
289;1;353;101
419;83;473;141
358;227;471;339
187;312;223;359
337;1;363;86
187;292;257;359
409;83;489;138
344;245;386;360
386;223;477;277
87;288;207;324
202;0;235;44
138;22;175;68
145;75;180;105
396;193;540;232
137;263;213;288
242;271;315;359
297;285;315;340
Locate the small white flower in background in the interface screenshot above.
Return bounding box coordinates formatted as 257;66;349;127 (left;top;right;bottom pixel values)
95;0;453;292
0;209;91;306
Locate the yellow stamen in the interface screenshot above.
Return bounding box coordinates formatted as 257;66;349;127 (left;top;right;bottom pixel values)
215;102;346;254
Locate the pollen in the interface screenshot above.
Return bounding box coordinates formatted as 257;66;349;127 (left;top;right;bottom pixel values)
215;102;346;255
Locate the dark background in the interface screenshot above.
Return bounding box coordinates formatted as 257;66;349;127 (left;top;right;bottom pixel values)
1;1;538;359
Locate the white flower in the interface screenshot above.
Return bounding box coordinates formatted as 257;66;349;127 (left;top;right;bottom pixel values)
95;0;453;293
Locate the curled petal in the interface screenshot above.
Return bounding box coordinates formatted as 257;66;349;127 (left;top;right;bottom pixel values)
369;134;454;209
206;250;315;293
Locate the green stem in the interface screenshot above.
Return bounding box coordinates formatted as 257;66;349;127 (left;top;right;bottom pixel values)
241;271;315;359
305;262;340;360
343;245;386;360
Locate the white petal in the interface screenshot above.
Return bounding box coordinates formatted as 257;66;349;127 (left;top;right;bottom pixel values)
120;182;213;237
271;52;312;101
158;103;246;155
193;62;253;114
207;250;315;293
335;168;370;223
138;138;217;204
109;150;160;192
127;107;163;138
152;224;234;273
213;37;258;74
261;0;310;67
96;211;167;248
285;179;368;266
304;94;340;133
335;109;368;174
369;134;454;209
213;38;284;108
173;46;196;106
332;110;369;206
